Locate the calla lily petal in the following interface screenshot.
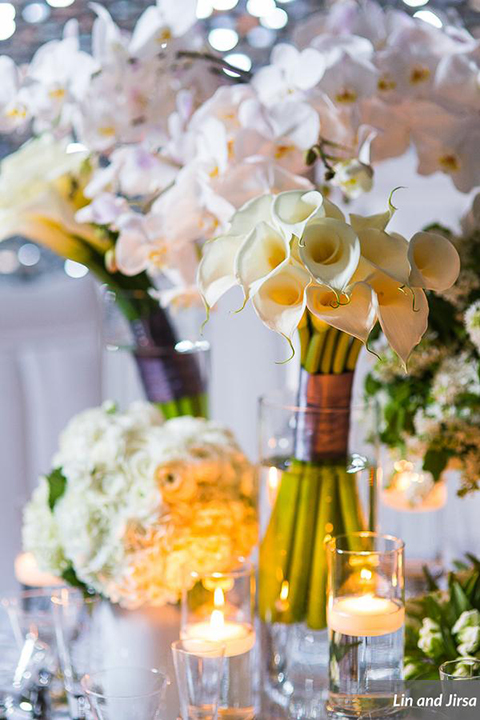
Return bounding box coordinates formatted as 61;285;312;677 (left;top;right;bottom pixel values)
229;194;274;236
299;217;360;291
408;231;460;291
369;271;429;365
197;234;244;309
323;198;345;221
307;282;377;343
350;189;398;233
235;221;289;297
358;228;410;284
272;189;324;238
252;264;310;341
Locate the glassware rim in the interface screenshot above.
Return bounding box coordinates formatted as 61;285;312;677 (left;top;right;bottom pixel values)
50;590;100;608
440;658;480;679
326;531;405;556
171;638;226;658
188;557;254;582
258;388;377;414
0;587;88;608
81;666;169;700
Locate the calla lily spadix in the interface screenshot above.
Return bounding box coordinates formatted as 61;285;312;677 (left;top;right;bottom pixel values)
197;188;460;365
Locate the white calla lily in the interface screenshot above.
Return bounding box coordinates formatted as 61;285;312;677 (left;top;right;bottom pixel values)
234;221;290;298
299;217;360;291
252;264;310;346
369;271;429;365
229;194;274;235
358;228;410;284
323;198;345;221
306;282;377;343
272;190;324;238
408;231;460;291
197;234;244;309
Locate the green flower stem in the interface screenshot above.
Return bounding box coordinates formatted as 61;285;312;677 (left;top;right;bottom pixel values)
346;338;363;371
321;328;339;374
333;332;352;374
281;464;322;623
338;467;366;549
304;328;328;374
307;465;335;629
259;461;303;622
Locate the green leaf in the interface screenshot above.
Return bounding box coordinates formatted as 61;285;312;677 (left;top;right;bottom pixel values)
422;448;450;482
46;468;67;512
365;374;382;396
450;580;473;618
423;565;440;592
61;566;89;593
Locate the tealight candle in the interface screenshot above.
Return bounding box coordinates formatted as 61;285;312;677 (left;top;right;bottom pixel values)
15;552;63;588
328;593;405;637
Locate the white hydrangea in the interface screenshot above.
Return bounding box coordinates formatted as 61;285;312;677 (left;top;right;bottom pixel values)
465;301;480;353
431;352;480;407
23;402;256;608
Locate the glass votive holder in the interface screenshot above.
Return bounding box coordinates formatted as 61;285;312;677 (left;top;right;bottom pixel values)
181;559;256;719
326;532;405;718
440;658;480;682
52;589;101;719
82;667;169;720
172;639;225;719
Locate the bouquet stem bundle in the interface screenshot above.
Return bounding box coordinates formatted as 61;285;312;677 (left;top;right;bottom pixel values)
259;317;369;630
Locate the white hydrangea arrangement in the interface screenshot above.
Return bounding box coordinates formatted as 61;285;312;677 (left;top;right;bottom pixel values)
23;402;257;608
365;194;480;497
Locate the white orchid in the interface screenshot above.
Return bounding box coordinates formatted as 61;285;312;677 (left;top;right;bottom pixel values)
26;21;98;132
0;57;30;132
198;189;460;363
129;0;197;60
253;43;326;106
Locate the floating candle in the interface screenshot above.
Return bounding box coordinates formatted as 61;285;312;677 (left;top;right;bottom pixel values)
328;594;405;637
181;608;255;658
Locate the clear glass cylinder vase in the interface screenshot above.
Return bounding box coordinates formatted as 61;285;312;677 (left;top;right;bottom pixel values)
258;384;379;714
101;287;210;417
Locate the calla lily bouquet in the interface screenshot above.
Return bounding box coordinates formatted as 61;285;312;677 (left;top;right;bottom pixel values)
197;188;460;632
199;189;460;366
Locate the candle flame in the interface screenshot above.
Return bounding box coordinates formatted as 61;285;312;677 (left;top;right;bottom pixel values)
210;609;225;637
214;587;225;608
280;580;289;602
360;568;372;581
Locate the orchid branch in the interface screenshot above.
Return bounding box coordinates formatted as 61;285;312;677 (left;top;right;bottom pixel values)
176;50;253;82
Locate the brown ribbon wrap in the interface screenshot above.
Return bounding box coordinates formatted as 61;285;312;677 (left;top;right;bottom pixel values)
294;369;354;462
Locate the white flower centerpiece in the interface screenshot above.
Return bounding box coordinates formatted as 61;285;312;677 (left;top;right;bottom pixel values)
23;401;257;690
